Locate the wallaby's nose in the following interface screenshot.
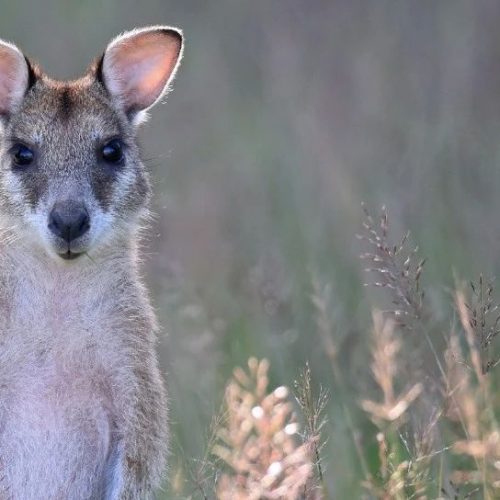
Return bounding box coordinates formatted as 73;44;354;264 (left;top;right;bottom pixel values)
48;201;90;243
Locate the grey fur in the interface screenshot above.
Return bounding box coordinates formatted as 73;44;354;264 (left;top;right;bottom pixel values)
0;26;183;499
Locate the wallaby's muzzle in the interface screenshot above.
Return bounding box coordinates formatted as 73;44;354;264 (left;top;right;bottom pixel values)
48;200;90;259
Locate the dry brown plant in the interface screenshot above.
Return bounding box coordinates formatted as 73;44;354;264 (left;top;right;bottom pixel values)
357;205;448;393
361;311;434;499
444;289;500;497
458;277;500;375
213;358;319;499
293;363;329;494
358;205;426;328
361;311;423;427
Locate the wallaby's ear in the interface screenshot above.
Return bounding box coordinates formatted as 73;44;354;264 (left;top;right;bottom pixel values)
0;40;31;116
98;26;183;124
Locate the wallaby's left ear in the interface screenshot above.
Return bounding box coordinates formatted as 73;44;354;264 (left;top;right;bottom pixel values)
98;26;183;123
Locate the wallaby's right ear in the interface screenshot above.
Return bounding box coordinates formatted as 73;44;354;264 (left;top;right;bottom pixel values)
96;26;183;125
0;40;31;116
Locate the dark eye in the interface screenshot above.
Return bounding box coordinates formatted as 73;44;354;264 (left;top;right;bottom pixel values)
11;144;35;167
101;139;124;165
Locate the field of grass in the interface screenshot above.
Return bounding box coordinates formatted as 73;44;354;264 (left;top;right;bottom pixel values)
161;204;500;499
143;3;500;497
4;1;500;497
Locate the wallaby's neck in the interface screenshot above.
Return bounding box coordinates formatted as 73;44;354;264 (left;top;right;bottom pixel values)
3;240;138;281
1;236;143;332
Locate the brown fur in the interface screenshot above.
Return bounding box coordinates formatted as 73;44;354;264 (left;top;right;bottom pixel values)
0;26;183;499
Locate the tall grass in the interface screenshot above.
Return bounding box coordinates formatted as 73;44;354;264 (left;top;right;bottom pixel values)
166;206;500;498
0;2;498;498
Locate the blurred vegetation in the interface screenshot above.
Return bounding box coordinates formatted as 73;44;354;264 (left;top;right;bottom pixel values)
7;1;500;497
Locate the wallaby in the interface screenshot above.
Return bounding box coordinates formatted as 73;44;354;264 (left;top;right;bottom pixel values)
0;26;183;499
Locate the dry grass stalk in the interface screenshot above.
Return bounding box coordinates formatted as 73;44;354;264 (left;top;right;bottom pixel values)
443;297;500;498
406;421;437;499
455;290;485;385
213;358;318;499
168;412;222;499
356;206;500;498
358;204;426;328
293;362;329;493
358;204;450;391
358;205;450;458
310;273;375;483
361;422;439;500
186;414;224;499
363;431;434;500
361;311;433;499
361;311;422;427
443;328;479;442
310;276;338;376
456;277;500;375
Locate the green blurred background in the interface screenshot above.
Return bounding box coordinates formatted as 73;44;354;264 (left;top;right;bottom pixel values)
5;1;500;497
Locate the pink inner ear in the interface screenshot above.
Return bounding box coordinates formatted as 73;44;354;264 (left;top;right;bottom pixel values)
106;30;181;112
0;45;27;114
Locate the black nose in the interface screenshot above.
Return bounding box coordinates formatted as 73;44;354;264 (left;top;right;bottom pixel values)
48;201;90;243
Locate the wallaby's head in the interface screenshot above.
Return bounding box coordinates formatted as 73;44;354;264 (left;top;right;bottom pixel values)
0;26;183;261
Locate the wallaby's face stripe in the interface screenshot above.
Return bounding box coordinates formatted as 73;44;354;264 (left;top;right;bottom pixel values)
58;87;75;121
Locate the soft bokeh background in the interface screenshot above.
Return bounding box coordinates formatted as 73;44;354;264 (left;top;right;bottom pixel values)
6;1;500;497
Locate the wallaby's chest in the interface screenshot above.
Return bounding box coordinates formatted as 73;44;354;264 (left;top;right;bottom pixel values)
0;271;118;423
0;346;112;441
0;272;114;421
6;271;108;334
0;353;113;499
0;277;118;498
